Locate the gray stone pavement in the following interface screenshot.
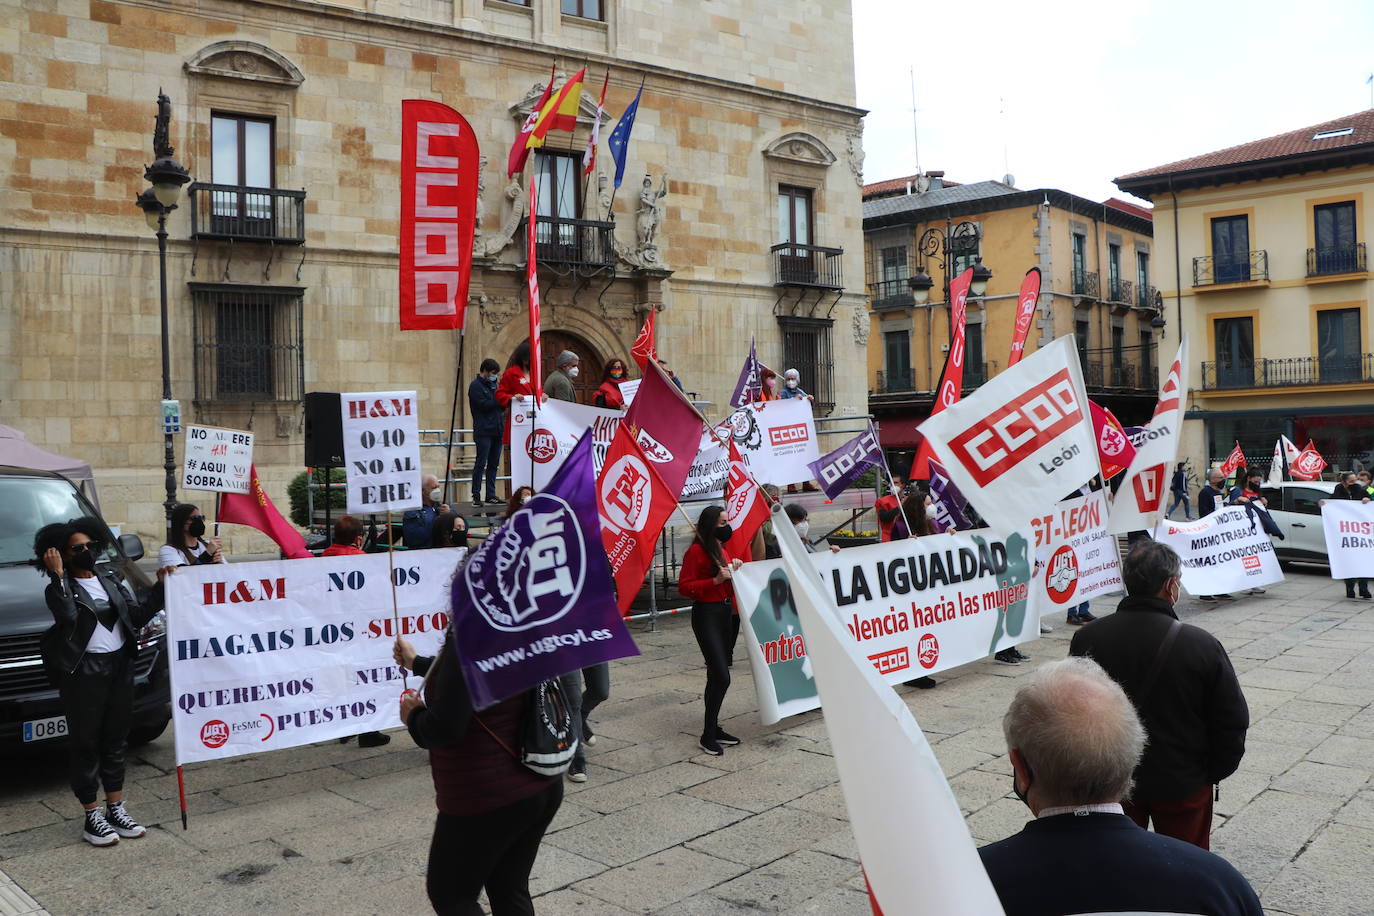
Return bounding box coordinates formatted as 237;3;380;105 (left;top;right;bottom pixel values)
2;564;1373;914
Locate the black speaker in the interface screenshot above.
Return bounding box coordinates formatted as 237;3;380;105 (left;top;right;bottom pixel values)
304;392;345;467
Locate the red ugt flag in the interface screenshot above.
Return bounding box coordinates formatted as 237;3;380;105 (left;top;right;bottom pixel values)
725;441;770;555
1218;441;1246;478
622;362;702;496
1292;440;1327;480
218;464;312;559
598;426;676;615
630;307;657;371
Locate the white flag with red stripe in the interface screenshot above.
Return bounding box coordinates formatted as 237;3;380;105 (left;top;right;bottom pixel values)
1109;336;1190;533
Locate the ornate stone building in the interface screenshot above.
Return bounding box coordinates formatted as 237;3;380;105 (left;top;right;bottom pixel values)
1;0;867;547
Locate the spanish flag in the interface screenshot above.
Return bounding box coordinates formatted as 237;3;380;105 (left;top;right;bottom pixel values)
526;68;585;150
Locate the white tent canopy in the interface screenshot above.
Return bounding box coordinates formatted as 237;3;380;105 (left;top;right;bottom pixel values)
0;425;101;510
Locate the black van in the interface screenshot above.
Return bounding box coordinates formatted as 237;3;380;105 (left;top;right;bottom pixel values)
0;466;171;751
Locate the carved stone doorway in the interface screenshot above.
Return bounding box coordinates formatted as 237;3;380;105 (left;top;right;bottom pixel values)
512;331;605;405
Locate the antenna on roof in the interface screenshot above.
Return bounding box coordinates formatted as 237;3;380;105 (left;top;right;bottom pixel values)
1368;72;1373;109
1000;96;1011;187
910;66;922;180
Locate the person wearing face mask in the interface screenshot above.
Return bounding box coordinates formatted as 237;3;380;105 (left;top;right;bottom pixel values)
758;368;780;402
504;486;534;518
158;503;226;568
678;506;746;756
36;518;172;847
783;503;840;554
468;358;504;508
402;474;450;549
593;358;630;410
321;515;392;748
778;368;814;402
1069;540;1249;850
546;350;581;403
1325;472;1372;599
979;656;1261;916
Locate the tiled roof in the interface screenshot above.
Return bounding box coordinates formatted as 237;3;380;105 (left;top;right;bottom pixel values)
862;180;1018;220
862;174;961;200
1103;197;1152;220
1116;110;1374;182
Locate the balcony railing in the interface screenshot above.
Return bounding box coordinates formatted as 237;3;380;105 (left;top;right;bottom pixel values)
1193;249;1268;286
868;278;914;309
1200;355;1374;390
1072;269;1100;298
1307;243;1367;277
1081;360;1154;390
874;369;916;393
188;183;306;244
964;361;996;391
1106;278;1134;306
1138;284;1159;310
772;243;844;290
534;215;616;272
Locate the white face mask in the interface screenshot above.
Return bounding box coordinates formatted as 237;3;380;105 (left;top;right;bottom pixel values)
786;379;799;389
520;494;531;505
428;488;442;503
795;520;809;538
567;366;580;378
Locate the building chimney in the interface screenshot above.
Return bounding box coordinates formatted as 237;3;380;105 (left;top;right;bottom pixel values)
927;170;944;191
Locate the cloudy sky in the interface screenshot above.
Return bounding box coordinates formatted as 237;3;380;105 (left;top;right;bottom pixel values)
852;0;1374;205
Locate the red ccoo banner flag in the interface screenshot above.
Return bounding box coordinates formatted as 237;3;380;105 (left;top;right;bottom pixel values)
399;100;479;331
1006;267;1042;367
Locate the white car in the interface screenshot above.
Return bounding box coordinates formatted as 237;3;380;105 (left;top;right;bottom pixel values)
1258;480;1345;565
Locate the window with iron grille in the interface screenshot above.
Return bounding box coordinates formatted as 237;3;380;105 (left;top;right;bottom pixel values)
778;316;834;416
190;284;304;403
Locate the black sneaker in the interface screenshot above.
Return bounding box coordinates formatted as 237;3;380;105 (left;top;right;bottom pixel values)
357;731;390;748
82;808;119;846
1011;648;1031;661
903;676;938;689
105;801;145;839
994;650;1021;666
715;728;741;746
472;498;483;508
699;735;724;756
567;760;587;783
1217;594;1235;600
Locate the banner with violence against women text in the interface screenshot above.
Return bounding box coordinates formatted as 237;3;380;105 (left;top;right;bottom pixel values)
1321;501;1374;579
734;526;1036;724
1152;505;1284;595
510;399;622;490
1028;490;1122;619
720;398;820;487
167;549;463;765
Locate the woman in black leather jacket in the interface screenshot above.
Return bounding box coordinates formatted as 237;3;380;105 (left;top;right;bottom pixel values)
36;518;171;847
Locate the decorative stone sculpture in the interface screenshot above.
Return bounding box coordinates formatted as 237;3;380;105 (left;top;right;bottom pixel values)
636;173;667;253
481;174;526;257
472;155;488;254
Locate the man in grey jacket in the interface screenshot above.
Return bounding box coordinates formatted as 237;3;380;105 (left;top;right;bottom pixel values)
546;350;580;403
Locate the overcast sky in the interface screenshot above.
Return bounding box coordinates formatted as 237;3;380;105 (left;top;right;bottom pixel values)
852;0;1374;205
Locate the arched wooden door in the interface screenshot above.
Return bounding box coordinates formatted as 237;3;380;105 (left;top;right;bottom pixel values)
511;331;605;405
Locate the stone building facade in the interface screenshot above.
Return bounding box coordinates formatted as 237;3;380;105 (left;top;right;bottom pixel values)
0;0;867;548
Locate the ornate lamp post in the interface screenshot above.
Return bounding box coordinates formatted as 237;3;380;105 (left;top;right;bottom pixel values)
135;93;191;547
906;220;992;305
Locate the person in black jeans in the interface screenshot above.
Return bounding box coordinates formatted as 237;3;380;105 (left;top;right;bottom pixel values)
1196;468;1232;601
678;506;744;756
1330;473;1372;599
468;358;504;507
37;518;170;847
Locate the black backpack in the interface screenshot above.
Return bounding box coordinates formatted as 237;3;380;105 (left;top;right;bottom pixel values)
471;673;578;777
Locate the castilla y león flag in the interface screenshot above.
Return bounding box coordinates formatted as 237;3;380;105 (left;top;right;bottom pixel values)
622;362;703;497
400;100;480;331
597;425;676;615
218;464;312;559
1089;400;1136;479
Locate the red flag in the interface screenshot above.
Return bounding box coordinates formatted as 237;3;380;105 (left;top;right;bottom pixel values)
526;175;543;400
526;68;586;150
399;100;479;331
508;65;554;178
218;464;312;559
1006;267;1042;367
597;425;676;615
630;307;657;371
1292;440;1327;480
583;70;609;177
913;267;973;478
622;362;703;497
1089;400;1136;479
724;440;770;551
1218;441;1246;478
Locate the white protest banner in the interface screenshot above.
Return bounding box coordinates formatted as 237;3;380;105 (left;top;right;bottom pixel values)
618;378;641;407
182;425;254;494
771;517;1007;915
1110;336;1189;533
340;391;422;514
679;428;730;501
720;398;819;487
1029;491;1122;616
735;526;1037;723
166;549;463;764
1322;501;1374;578
917;335;1097;532
1153;505;1283;595
510;399;620;490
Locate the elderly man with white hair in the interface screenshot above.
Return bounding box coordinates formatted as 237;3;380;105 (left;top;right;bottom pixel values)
979;656;1261;916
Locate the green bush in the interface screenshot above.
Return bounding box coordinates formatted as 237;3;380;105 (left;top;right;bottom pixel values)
849;466;880;490
287;467;347;527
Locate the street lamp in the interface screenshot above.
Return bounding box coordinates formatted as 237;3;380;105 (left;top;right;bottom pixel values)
906;220;992;305
135;92;191;547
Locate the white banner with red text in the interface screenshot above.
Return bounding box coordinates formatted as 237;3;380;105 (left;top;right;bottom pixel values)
720;398;820;487
1152;505;1284;595
734;529;1037;723
1029;491;1122;616
510;399;621;490
1322;501;1374;579
167;550;463;765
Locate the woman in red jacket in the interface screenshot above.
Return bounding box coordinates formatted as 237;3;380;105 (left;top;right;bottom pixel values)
678;505;744;756
495;342;535;445
593;357;629;410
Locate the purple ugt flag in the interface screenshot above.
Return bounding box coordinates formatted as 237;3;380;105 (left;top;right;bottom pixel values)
452;434;639;709
729;337;763;408
928;457;973;532
808;425;883;500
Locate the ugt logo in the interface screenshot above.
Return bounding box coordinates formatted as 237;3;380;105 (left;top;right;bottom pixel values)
200;720;229;749
916;633;940;669
600;455;652;533
526;429;558;464
464;493;586;632
1045;545;1079;604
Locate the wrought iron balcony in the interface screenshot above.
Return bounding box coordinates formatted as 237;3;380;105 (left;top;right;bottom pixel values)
1106;278;1134;306
772;243;844;290
534;215;616;273
1138;284;1159;310
874;369;916;393
1072;269;1099;298
1081;360;1153;390
1201;355;1374;390
868;278;914;309
188;183;306;244
1193;250;1268;286
1307;243;1367;277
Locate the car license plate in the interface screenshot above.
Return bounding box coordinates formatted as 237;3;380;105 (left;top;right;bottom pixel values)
22;715;68;742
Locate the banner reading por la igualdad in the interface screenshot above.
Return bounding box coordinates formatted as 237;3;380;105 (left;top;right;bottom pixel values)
1152;505;1284;595
734;529;1037;723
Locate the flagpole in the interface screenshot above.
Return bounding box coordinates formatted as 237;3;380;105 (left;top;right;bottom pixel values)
871;421;913;537
442;326;465;506
385;509;409;690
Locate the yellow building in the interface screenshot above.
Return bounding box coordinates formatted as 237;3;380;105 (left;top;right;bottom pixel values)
862;173;1158;467
1116;110;1374;471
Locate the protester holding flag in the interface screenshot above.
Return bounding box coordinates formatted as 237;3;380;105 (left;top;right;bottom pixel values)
593;357;630;409
874;474;907;542
678;506;745;756
158;503;226;568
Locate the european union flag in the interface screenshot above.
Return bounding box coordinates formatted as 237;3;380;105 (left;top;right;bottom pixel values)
607;82;643;190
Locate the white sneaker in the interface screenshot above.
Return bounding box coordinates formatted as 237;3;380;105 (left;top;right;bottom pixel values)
105;801;146;838
82;808;119;846
1039;621;1053;634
